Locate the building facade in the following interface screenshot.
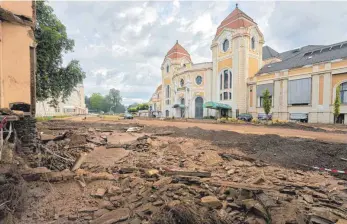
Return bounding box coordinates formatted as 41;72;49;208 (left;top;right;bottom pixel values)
0;1;36;114
148;84;163;117
152;6;347;124
36;84;88;117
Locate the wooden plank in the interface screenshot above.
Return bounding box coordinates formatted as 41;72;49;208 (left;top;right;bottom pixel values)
165;170;211;178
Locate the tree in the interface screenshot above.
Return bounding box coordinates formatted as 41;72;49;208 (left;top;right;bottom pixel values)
85;96;91;109
35;1;85;106
90;93;104;112
108;88;122;109
262;89;271;119
334;85;341;123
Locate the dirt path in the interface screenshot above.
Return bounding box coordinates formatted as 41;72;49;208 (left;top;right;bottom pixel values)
123;119;347;144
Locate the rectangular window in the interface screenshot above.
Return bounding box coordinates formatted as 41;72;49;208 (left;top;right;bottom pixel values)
229;71;232;88
166;99;170;105
224;92;228;100
260;96;272;107
256;83;274;107
220;94;222;101
224;70;228;89
288;78;311;105
229;92;232;99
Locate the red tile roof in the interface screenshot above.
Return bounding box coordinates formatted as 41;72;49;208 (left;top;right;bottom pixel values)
215;8;256;37
166;41;191;61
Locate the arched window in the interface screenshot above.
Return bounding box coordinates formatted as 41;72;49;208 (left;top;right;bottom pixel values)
166;85;170;98
220;74;222;90
341;82;347;104
223;39;229;52
251;37;255;50
166;65;170;73
180;79;184;87
224;70;228;89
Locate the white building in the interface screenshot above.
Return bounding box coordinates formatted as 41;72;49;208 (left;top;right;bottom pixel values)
36;84;87;117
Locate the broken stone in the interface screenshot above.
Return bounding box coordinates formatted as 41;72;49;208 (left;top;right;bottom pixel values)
227;169;236;175
253;176;266;185
241;199;268;219
68;214;78;221
107;186;121;196
94;209;109;218
280;187;296;195
312;191;328;199
92;188;106;198
145;169;159;177
165;170;211;178
79;207;98;213
168;200;181;207
90;208;130;224
99;201;115;210
153;177;172;189
153;200;164;206
201;196;222;209
302;194;314;204
257;193;277;208
123;188;131;193
336;219;347;224
130;218;142;224
227;203;241;210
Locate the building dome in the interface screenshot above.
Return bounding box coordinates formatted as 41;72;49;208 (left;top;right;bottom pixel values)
215;6;256;37
165;40;191;61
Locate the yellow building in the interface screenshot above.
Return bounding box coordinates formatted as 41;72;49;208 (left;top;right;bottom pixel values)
0;1;36;114
152;5;347;124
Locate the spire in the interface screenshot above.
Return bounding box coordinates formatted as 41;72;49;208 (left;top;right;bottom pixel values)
176;40;178;44
236;3;238;8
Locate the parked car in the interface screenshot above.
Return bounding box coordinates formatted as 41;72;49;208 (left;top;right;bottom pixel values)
238;113;253;122
257;113;272;120
124;113;133;119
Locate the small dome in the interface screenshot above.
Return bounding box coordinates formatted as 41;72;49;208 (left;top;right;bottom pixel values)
215;7;256;37
165;40;191;61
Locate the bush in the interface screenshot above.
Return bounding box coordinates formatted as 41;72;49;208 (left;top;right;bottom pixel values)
227;117;238;123
271;119;288;125
251;118;260;124
203;116;216;120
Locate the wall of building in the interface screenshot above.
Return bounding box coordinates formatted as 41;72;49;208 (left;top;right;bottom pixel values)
247;60;347;124
0;2;34;109
36;85;87;117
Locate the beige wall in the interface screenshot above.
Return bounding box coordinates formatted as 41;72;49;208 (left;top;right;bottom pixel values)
0;1;33;18
1;22;33;107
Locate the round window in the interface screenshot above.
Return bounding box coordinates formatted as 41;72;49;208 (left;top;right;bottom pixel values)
223;39;229;52
196;76;202;85
180;79;184;87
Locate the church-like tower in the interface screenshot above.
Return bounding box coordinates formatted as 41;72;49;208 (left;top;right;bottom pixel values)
211;5;264;116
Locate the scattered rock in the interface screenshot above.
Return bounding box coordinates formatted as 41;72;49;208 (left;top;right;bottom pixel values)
94;209;109;218
68;214;78;221
201;196;222;208
92;188;106;198
153;177;172;189
241;199;268;219
79;207;98;213
302;194;314;204
145;169;159;177
123;188;131;193
90;208;130;224
253;176;266;185
153;200;164;206
107;186;121;196
130;218;142;224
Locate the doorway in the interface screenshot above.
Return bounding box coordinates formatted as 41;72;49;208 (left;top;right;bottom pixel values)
195;97;203;119
180;98;185;118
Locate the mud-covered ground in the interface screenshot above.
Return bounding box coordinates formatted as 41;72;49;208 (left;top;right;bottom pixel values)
4;120;346;224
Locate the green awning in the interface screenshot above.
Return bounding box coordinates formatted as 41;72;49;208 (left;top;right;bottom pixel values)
203;101;231;110
172;104;185;109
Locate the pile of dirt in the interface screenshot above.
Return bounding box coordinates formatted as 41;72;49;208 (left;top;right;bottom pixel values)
13;120;347;224
0;167;27;224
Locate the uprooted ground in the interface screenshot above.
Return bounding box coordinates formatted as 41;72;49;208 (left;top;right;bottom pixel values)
3;120;347;224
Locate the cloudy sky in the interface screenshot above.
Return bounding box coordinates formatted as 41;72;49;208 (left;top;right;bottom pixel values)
50;1;347;105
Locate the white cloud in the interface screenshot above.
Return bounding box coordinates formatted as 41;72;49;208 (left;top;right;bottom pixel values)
50;1;347;104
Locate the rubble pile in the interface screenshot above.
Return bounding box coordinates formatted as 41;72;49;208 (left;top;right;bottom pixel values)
12;121;347;224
